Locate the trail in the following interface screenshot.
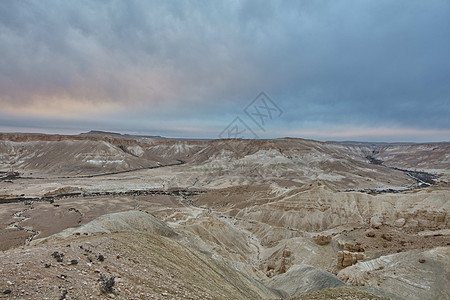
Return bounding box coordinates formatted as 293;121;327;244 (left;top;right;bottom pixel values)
68;207;84;224
18;159;186;180
7;200;40;244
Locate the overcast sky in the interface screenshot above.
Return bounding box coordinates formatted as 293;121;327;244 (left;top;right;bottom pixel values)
1;0;449;141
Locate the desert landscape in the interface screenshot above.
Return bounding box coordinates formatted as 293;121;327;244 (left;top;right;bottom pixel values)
2;1;449;299
0;131;448;299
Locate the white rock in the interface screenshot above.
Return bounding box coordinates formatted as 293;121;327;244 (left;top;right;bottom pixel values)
395;218;406;227
370;214;384;228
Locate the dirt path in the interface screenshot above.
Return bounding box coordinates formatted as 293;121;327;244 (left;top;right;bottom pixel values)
68;207;84;224
18;160;186;180
7;200;40;244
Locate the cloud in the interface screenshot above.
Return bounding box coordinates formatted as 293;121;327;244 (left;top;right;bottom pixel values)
0;0;449;140
2;96;123;118
277;127;450;142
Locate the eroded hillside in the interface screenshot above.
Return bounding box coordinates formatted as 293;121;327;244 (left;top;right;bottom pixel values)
0;132;448;299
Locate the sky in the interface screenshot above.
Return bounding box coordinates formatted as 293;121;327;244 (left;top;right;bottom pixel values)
1;0;449;142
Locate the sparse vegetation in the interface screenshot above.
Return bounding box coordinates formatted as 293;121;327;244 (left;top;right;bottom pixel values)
99;274;115;294
60;289;68;300
51;251;64;262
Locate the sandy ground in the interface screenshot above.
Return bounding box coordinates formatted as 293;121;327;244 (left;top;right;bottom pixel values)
0;231;280;299
0;194;186;251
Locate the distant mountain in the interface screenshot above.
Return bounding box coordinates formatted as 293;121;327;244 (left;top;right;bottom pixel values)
327;140;449;145
79;130;168;140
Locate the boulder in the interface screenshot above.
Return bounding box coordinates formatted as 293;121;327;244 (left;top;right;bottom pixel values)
370;214;384;228
394;218;406;227
336;251;365;271
316;235;332;246
365;230;376;237
381;233;393;241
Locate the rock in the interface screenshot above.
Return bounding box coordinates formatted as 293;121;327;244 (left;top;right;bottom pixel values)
70;259;78;265
356;253;364;260
51;252;64;263
337;247;449;300
381;233;393;241
344;243;364;252
316;235;332;245
336;251;365;270
99;275;115;294
366;230;376;237
395;218;406;227
370;214;383;229
419;258;426;263
98;255;105;262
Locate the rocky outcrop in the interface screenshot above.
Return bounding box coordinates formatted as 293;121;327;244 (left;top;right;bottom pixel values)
336;250;365;271
316;235;332;245
337;247;450;300
370;214;384;228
